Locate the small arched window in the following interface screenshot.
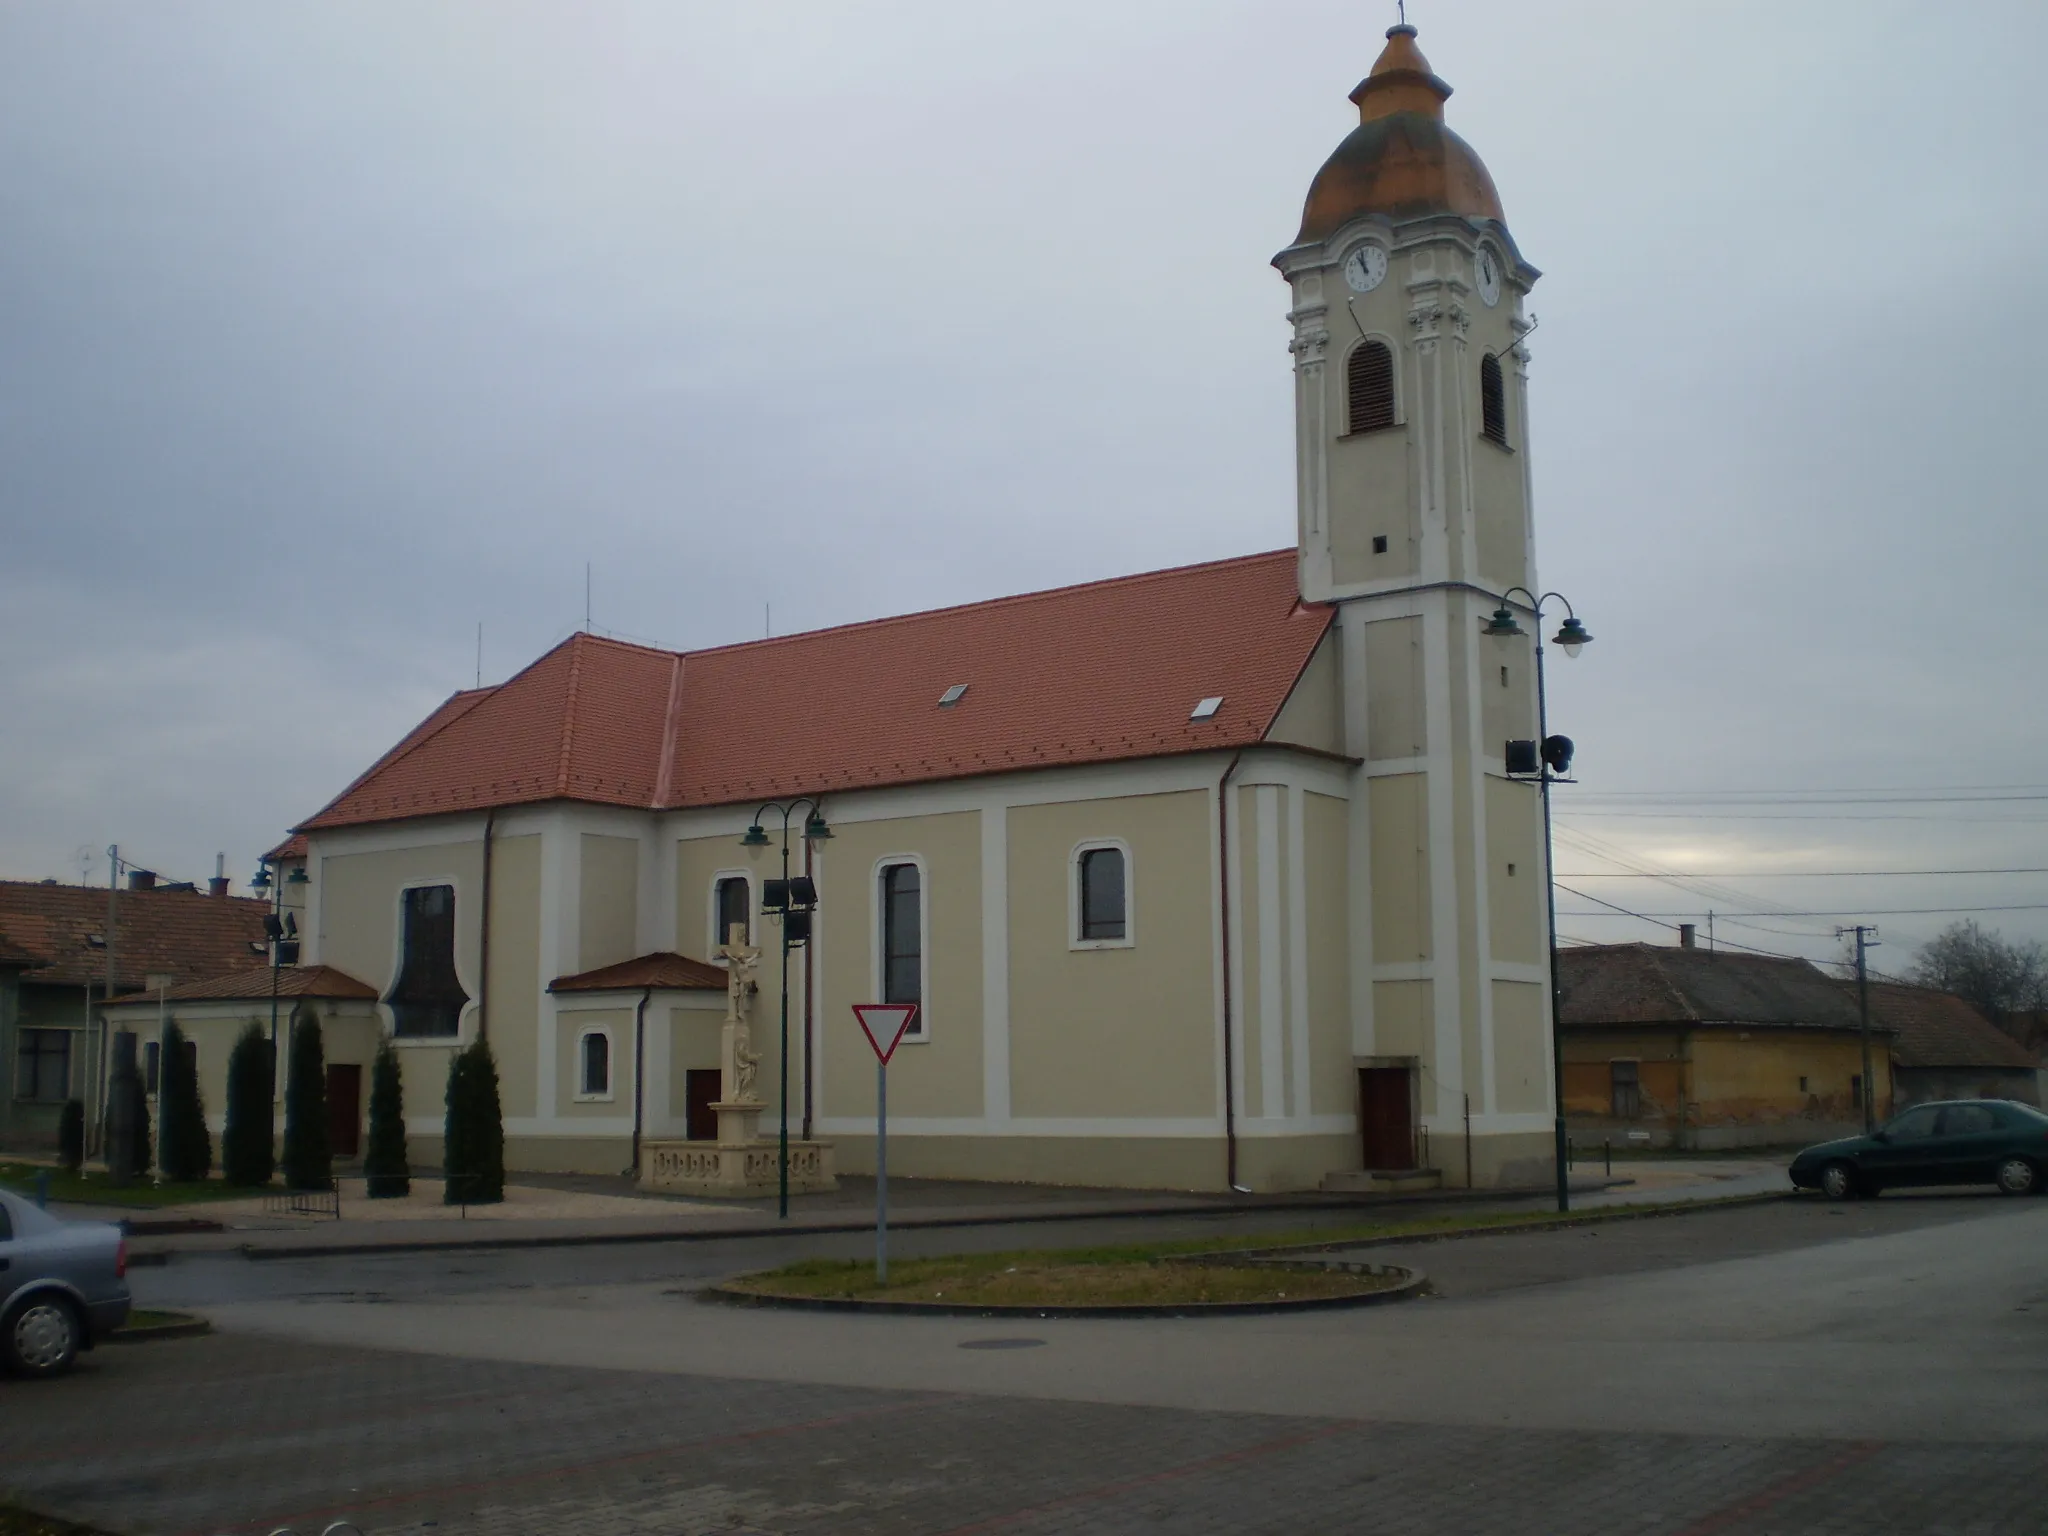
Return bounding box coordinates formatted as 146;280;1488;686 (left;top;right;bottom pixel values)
1347;340;1396;434
1074;843;1132;946
714;875;750;949
1480;353;1508;445
579;1029;611;1098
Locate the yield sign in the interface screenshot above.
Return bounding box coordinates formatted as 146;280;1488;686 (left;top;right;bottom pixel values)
853;1003;919;1065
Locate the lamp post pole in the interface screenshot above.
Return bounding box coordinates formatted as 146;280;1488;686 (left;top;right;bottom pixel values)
742;799;831;1219
1485;589;1592;1216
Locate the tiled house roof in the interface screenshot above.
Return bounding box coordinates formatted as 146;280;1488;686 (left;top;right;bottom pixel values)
1558;943;1868;1031
549;952;727;993
1855;982;2039;1071
103;964;380;1006
0;880;272;993
300;550;1334;831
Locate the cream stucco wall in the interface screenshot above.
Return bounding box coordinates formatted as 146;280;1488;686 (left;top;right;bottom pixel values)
1008;790;1215;1121
1368;774;1430;961
578;835;640;974
488;833;542;1120
1265;632;1344;757
816;808;982;1121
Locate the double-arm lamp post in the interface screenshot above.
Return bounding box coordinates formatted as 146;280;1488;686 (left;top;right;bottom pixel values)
1481;590;1592;1215
740;799;832;1218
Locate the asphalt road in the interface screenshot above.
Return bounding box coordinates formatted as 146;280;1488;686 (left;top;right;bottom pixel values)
9;1188;2040;1534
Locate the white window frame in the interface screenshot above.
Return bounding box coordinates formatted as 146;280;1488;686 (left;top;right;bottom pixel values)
706;868;755;958
870;853;930;1043
383;875;475;1047
1069;838;1136;951
573;1024;616;1102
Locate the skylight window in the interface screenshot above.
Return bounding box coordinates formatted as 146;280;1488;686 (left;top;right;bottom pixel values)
938;683;969;707
1190;696;1223;720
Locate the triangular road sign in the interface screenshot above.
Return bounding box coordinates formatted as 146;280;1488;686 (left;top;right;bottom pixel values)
852;1003;919;1065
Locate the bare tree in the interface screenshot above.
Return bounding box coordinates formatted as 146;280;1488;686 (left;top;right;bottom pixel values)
1909;920;2048;1030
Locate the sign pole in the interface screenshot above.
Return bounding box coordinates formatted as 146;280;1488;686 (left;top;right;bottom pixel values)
852;1001;916;1292
875;1057;889;1285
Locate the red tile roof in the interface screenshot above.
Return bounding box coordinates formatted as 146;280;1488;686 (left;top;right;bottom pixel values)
549;952;726;993
1855;982;2039;1071
0;880;273;993
300;550;1333;831
103;964;379;1006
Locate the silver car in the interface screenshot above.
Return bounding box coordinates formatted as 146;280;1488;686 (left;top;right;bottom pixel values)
0;1186;132;1378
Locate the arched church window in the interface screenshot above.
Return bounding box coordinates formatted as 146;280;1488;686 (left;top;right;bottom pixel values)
390;884;467;1038
1481;353;1508;445
1347;340;1395;434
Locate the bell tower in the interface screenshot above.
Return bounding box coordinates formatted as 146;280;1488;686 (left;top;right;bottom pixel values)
1275;24;1555;1187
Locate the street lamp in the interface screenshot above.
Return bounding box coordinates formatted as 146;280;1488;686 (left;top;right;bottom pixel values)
740;799;832;1218
1485;588;1592;1214
251;861;306;1098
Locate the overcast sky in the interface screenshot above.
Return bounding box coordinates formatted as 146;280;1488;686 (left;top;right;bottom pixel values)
3;0;2044;976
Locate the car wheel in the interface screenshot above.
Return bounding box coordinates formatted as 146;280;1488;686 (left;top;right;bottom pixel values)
1994;1157;2038;1197
3;1294;82;1379
1820;1161;1859;1201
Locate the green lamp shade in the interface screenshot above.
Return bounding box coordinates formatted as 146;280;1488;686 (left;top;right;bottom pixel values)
250;867;272;891
802;810;833;842
1481;605;1525;639
740;823;771;848
286;865;310;886
1553;617;1593;657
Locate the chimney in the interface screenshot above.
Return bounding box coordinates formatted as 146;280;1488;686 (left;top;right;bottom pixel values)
1679;923;1696;950
209;852;230;899
127;868;156;891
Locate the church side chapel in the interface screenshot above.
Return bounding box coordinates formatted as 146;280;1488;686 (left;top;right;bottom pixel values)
260;24;1558;1194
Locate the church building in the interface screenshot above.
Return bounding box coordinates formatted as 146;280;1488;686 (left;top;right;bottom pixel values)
243;24;1558;1193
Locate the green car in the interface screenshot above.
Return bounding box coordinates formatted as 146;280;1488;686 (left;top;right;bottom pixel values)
1790;1099;2048;1200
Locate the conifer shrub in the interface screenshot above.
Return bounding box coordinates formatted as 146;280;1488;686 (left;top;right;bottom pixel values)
441;1037;504;1205
222;1023;276;1187
57;1099;85;1172
280;1010;333;1192
363;1041;411;1198
156;1020;213;1183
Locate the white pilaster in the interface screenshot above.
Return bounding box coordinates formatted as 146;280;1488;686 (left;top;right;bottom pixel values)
980;805;1010;1125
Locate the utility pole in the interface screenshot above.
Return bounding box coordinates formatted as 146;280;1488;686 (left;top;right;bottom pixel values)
95;845;118;1157
1839;924;1880;1132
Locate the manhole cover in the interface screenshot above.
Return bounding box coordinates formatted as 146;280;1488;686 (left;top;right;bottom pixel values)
957;1337;1046;1350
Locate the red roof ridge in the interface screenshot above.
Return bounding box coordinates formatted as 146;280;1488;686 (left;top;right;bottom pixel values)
686;547;1311;663
653;653;686;809
556;633;588;796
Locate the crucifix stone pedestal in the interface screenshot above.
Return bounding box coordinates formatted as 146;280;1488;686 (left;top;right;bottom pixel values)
639;922;835;1198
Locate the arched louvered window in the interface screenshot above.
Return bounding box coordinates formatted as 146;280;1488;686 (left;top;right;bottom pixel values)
1347;339;1396;434
1480;353;1508;445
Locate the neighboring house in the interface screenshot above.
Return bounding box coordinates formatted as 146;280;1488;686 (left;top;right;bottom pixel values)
1855;983;2041;1109
101;964;381;1159
0;876;271;1151
1558;941;1894;1150
269;25;1566;1193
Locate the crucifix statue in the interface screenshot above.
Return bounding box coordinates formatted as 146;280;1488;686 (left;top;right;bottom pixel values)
719;922;763;1104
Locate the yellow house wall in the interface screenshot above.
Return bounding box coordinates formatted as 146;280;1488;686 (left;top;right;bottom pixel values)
1008;791;1215;1120
1264;633;1344;758
318;838;484;1013
577;834;639;974
487;834;541;1120
816;809;982;1120
1484;777;1541;965
1368;774;1430;961
1491;980;1548;1113
1372;978;1432;1059
1305;791;1354;1116
1361;616;1426;759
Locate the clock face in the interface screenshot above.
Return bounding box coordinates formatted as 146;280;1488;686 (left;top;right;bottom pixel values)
1342;244;1388;294
1475;247;1502;307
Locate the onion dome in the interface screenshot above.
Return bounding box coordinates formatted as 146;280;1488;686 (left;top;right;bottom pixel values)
1295;25;1504;243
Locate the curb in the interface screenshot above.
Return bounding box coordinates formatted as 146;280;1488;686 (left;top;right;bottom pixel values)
699;1263;1426;1320
107;1314;212;1344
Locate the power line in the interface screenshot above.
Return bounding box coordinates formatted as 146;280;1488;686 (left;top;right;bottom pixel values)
1558;867;2048;878
1557;903;2048;918
1559;811;2048;823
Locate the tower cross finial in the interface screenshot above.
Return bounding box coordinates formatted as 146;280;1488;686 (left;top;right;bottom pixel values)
1397;0;1406;25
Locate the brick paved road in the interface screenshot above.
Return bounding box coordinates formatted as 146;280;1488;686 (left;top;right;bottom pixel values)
5;1331;2045;1536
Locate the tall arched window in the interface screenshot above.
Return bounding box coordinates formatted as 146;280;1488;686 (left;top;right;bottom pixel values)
714;875;750;948
1347;340;1395;434
880;862;922;1011
1077;846;1128;942
1480;353;1508;445
578;1029;611;1098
